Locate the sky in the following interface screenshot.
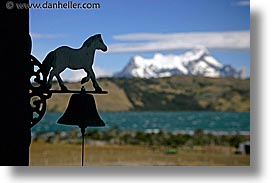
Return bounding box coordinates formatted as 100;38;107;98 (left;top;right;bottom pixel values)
29;0;250;80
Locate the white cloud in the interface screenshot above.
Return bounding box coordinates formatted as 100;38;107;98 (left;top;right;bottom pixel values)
60;66;112;82
234;1;250;6
108;31;250;53
60;70;86;82
93;66;113;78
30;32;68;39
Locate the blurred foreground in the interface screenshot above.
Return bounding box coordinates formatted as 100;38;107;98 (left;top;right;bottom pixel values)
30;129;249;166
30;142;249;166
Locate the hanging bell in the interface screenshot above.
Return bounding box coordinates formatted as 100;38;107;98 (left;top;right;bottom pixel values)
57;91;105;129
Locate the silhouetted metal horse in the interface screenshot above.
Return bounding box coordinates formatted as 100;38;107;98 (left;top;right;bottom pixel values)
41;34;107;91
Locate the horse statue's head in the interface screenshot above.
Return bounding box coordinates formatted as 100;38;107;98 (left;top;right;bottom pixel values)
83;34;107;52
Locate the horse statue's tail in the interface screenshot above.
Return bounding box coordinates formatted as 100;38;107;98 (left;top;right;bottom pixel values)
41;51;55;78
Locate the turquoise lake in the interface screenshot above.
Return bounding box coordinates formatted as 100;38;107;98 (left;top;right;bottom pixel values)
31;112;250;134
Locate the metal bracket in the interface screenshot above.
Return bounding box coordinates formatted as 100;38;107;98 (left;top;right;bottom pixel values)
29;55;51;128
29;55;108;128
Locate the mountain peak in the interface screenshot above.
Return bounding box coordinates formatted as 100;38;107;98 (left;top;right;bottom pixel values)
193;46;209;55
153;53;164;59
113;47;244;79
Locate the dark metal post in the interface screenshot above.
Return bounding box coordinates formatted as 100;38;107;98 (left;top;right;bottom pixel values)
1;0;31;165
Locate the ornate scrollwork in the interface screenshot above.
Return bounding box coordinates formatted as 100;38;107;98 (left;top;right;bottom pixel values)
29;55;51;128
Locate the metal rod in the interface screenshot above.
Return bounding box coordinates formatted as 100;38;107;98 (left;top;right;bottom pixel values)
81;127;86;166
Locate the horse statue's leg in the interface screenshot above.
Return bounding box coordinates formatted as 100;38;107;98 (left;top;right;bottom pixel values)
87;68;102;92
47;70;55;89
55;74;68;91
48;69;68;91
81;69;90;84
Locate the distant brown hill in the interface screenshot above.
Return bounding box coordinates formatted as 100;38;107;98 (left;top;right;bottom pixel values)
47;76;250;112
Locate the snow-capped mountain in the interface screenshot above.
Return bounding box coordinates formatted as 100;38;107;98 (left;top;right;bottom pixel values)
113;47;246;79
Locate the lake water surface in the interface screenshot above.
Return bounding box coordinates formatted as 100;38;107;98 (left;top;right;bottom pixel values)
31;112;250;134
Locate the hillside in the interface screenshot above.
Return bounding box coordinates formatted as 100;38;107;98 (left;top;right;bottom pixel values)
46;76;250;112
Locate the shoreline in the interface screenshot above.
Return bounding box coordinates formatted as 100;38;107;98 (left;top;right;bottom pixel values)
31;128;250;154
